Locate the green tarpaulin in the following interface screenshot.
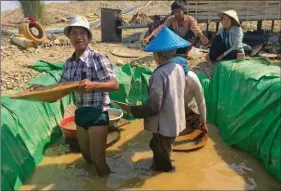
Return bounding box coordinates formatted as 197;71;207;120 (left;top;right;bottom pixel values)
198;57;281;183
1;69;73;191
1;57;280;191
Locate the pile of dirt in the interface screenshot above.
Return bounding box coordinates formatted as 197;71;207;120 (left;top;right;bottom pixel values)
128;13;153;25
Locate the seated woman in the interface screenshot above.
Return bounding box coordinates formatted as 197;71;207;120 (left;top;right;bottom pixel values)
206;10;244;63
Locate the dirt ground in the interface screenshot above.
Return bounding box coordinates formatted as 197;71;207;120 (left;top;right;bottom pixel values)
1;1;280;94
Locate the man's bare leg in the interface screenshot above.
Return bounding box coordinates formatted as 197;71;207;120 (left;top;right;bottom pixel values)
76;126;93;164
88;125;111;177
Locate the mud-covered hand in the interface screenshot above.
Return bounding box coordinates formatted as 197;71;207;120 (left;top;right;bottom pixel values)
77;79;96;93
122;104;132;114
200;122;208;134
114;102;132;114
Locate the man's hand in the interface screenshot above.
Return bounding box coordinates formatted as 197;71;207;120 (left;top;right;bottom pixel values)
216;54;224;62
199;122;208;134
121;104;132;114
28;84;44;91
142;37;150;45
77;79;96;93
114;102;132;114
199;35;209;45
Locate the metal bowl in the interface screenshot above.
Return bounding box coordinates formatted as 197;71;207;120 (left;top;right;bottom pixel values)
108;108;123;130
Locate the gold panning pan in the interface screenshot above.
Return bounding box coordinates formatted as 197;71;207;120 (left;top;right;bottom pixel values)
10;81;81;102
173;129;208;151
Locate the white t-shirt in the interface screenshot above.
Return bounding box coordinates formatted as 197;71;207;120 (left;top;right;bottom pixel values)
184;71;207;123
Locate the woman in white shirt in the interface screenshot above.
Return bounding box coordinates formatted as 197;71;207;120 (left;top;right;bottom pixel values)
170;56;207;134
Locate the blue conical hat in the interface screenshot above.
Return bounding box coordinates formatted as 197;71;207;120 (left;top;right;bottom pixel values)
144;26;191;52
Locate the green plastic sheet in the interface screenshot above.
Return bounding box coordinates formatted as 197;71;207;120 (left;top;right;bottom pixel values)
2;57;280;191
198;57;281;182
1;69;73;191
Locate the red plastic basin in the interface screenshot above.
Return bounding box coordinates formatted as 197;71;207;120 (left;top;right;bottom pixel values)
59;116;77;140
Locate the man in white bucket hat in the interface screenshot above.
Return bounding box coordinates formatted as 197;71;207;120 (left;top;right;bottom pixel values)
206;10;244;63
30;16;119;177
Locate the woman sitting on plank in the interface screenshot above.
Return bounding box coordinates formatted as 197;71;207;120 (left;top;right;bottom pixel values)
206;10;244;64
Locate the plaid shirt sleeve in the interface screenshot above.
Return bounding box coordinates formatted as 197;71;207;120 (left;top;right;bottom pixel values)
95;53;116;82
186;15;202;36
59;62;71;83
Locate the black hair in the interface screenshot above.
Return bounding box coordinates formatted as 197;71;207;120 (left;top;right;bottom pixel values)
171;1;184;11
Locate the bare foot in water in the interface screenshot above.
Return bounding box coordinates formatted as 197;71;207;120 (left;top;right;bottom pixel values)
96;164;112;177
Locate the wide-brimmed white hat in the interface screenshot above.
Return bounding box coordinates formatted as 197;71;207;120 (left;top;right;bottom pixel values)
218;10;241;27
64;16;93;40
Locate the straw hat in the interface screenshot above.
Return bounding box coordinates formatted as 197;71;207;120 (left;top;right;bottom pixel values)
218;10;241;27
64;16;93;40
144;26;191;52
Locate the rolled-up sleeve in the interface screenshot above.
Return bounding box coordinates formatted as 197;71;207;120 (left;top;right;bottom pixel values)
187;16;202;36
131;73;164;118
95;54;116;82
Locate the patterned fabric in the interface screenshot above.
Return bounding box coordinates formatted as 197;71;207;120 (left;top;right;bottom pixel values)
169;56;189;76
60;47;116;111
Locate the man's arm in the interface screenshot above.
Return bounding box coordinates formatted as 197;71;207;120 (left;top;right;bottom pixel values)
188;73;206;123
93;54;119;92
188;16;208;44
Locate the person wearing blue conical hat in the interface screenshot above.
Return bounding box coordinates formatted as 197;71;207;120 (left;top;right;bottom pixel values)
115;27;190;172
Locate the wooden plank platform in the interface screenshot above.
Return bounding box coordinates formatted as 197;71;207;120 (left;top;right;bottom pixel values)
178;0;281;22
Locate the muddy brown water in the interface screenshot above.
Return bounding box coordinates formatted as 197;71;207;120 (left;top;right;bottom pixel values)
20;120;280;190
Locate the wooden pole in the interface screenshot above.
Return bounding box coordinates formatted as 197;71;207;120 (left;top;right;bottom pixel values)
257;20;262;32
216;22;219;32
271;20;275;32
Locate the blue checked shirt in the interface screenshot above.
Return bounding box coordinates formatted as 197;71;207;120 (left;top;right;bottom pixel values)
60;47;116;111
